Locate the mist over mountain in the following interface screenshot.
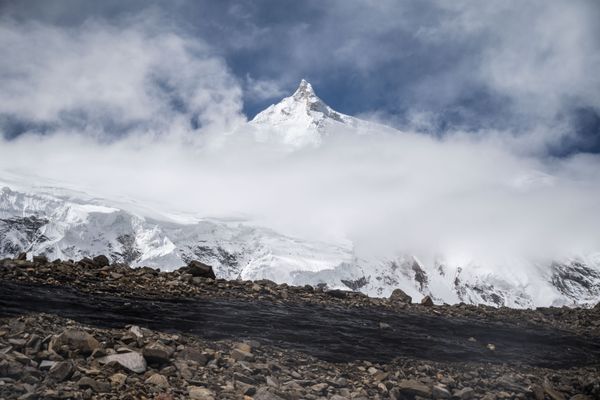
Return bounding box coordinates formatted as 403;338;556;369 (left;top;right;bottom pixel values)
1;79;599;307
1;2;600;308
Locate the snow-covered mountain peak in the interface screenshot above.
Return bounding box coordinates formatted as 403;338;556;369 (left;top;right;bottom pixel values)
249;80;356;147
292;79;316;100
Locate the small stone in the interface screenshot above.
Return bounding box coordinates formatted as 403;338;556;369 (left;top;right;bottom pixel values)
145;373;169;387
234;342;252;353
379;322;391;329
128;325;144;338
420;296;434;306
397;380;432;397
91;348;107;358
143;341;174;365
98;351;147;373
266;376;279;388
453;387;475;400
487;343;496;351
109;373;127;386
77;377;109;393
311;382;328;393
231;348;254;362
178;347;208;365
530;384;544;400
188;385;215;400
15;252;27;261
543;381;566;400
326;289;348;299
253;387;285;400
50;329;100;355
432;384;451;399
48;361;74;382
39;360;57;371
32;255;48;264
569;395;592;400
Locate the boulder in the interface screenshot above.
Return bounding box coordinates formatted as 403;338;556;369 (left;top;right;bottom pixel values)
50;329;100;355
389;288;412;304
420;295;434;307
98;351;147;373
181;261;216;280
92;255;110;267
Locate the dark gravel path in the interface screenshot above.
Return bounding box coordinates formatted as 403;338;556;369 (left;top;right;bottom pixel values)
1;280;599;368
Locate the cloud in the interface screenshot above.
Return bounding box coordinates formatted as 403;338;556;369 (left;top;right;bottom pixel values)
0;2;599;276
2;120;600;271
0;13;246;139
243;75;285;102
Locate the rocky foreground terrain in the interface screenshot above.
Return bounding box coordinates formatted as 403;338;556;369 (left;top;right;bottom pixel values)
0;255;599;400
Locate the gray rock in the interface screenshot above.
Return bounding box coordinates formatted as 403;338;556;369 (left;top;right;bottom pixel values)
453;387;475;400
188;385;215;400
253;387;285;400
397;379;432;397
389;288;412;304
543;381;566;400
32;255;48;264
231;348;254;362
432;384;451;399
98;351;147;373
92;255;110;267
145;373;169;387
178;347;208;365
420;296;434;306
39;360;57;371
77;377;110;393
182;261;216;279
48;361;73;382
143;341;174;365
50;329;100;355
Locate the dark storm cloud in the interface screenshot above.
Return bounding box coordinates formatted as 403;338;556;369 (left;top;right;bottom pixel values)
1;0;599;154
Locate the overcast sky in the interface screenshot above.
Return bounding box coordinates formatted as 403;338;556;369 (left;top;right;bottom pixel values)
1;0;599;156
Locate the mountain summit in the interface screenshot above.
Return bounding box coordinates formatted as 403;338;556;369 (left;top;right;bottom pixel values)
250;79;356;147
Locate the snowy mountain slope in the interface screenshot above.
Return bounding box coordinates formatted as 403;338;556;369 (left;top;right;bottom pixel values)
1;184;599;308
1;81;599;308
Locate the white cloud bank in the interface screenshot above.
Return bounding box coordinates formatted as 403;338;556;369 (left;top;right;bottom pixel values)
0;14;599;272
